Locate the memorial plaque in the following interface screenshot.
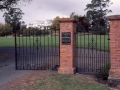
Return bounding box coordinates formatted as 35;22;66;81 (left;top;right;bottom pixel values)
62;32;71;37
62;32;71;45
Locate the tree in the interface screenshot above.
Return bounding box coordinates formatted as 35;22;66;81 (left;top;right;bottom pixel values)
70;12;90;32
51;16;60;29
85;0;112;35
3;8;24;26
3;8;24;34
70;12;81;20
0;0;32;11
77;16;90;32
0;0;32;32
0;23;12;36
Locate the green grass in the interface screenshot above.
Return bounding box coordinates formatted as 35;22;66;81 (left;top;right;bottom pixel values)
0;36;60;47
0;37;15;47
0;35;110;51
16;35;60;47
25;74;111;90
76;34;110;52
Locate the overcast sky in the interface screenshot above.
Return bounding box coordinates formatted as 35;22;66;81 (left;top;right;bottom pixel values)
0;0;119;25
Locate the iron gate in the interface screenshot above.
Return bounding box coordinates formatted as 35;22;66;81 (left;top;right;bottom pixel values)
15;27;60;70
75;27;110;74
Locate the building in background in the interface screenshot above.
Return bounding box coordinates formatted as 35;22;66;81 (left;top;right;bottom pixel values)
27;20;52;29
26;23;33;28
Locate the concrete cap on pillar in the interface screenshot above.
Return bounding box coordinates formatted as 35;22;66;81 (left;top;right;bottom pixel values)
58;18;77;23
108;15;120;21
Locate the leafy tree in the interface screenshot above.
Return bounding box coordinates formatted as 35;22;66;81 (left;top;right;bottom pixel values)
0;23;12;36
70;12;90;32
77;16;90;32
3;8;24;26
51;16;60;29
70;12;81;20
0;0;32;33
85;0;112;35
0;0;32;11
3;8;24;35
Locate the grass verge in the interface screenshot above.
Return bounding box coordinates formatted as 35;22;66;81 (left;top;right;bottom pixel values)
24;73;111;90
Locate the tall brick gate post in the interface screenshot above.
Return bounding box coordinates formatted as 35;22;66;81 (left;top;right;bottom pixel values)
58;18;76;74
108;15;120;79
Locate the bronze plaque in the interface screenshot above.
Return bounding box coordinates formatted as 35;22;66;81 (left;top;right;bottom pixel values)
62;32;71;45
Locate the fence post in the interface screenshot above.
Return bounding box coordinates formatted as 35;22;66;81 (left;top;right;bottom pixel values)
108;15;120;79
58;18;76;74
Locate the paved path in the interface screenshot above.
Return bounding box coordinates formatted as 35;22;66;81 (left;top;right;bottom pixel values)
0;47;32;88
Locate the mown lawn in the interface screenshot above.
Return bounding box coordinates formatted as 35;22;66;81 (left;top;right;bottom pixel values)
0;34;110;51
0;37;15;47
76;34;110;52
0;36;59;47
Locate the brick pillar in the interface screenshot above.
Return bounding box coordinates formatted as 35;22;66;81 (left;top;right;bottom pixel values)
108;15;120;79
58;18;76;74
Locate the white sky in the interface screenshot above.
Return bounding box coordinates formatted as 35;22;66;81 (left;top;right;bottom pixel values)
0;0;119;25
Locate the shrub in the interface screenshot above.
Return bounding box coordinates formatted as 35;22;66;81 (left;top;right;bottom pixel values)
18;28;50;36
100;62;111;80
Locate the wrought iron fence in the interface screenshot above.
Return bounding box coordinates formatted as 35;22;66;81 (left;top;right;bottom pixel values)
75;26;110;74
15;27;60;70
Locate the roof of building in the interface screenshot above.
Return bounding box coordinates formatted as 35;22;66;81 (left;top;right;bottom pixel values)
46;20;52;24
35;20;45;24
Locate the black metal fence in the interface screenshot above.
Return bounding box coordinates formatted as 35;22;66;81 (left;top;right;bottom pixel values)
15;27;60;70
75;27;110;74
